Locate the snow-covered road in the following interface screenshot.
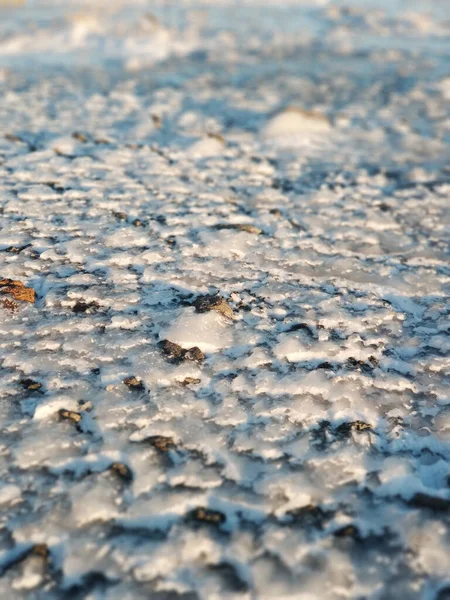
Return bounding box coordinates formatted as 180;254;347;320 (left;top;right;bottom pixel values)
0;1;450;598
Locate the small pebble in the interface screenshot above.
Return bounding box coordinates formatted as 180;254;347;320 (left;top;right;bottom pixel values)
123;376;144;391
193;294;234;319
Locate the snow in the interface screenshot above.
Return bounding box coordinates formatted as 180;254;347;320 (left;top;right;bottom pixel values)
0;485;22;507
0;0;449;598
161;308;234;352
262;107;332;141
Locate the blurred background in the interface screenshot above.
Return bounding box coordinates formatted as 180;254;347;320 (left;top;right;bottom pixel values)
0;0;448;170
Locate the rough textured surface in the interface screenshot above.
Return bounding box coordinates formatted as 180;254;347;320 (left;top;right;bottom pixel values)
0;0;449;598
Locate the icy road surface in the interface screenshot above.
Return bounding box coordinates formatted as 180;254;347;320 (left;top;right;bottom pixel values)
0;0;450;598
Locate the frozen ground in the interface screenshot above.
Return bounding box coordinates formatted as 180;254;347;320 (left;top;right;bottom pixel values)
0;0;449;598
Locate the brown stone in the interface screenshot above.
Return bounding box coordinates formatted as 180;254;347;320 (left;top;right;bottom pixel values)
189;507;226;525
214;223;261;235
58;409;82;425
123;376;144;390
181;377;201;386
148;435;176;452
0;278;35;303
20;378;42;391
193;294;234;319
110;462;133;482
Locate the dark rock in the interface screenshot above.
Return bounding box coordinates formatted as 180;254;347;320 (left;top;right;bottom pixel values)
142;435;177;452
188;507;226;526
151;114;162;128
346;356;378;374
286;504;330;529
335;421;372;437
110;462;133;482
159;339;185;361
213;223;261;235
58;409;82;426
72;300;100;314
123;376;144;391
5;133;23;143
159;340;205;363
181;377;201;386
184;346;205;362
193;294;234;319
5;245;30;254
72;132;88;143
316;362;334;369
20;378;42;391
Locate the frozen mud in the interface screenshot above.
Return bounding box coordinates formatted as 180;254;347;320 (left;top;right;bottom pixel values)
0;0;449;598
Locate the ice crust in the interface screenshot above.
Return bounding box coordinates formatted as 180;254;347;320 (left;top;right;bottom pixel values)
0;0;450;598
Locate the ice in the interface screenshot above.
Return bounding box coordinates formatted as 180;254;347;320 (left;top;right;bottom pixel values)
160;308;234;352
0;0;449;597
262;107;332;140
0;484;22;507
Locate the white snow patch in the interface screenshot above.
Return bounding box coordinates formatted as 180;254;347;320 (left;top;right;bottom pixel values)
159;308;234;352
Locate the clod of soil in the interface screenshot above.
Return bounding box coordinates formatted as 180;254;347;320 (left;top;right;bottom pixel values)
159;339;205;363
346;356;378;373
20;378;42;391
207;132;226;144
5;133;24;143
214;223;262;235
142;435;177;452
30;544;50;559
181;377;201;386
188;507;226;526
183;346;205;362
0;279;35;303
123;376;144;390
193;294;234;319
5;245;30;254
110;462;133;482
58;409;82;425
72;300;100;314
159;339;185;360
72;132;88;143
151;114;162;128
1;298;18;312
335;421;372;437
286;504;330;529
316;361;334;369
